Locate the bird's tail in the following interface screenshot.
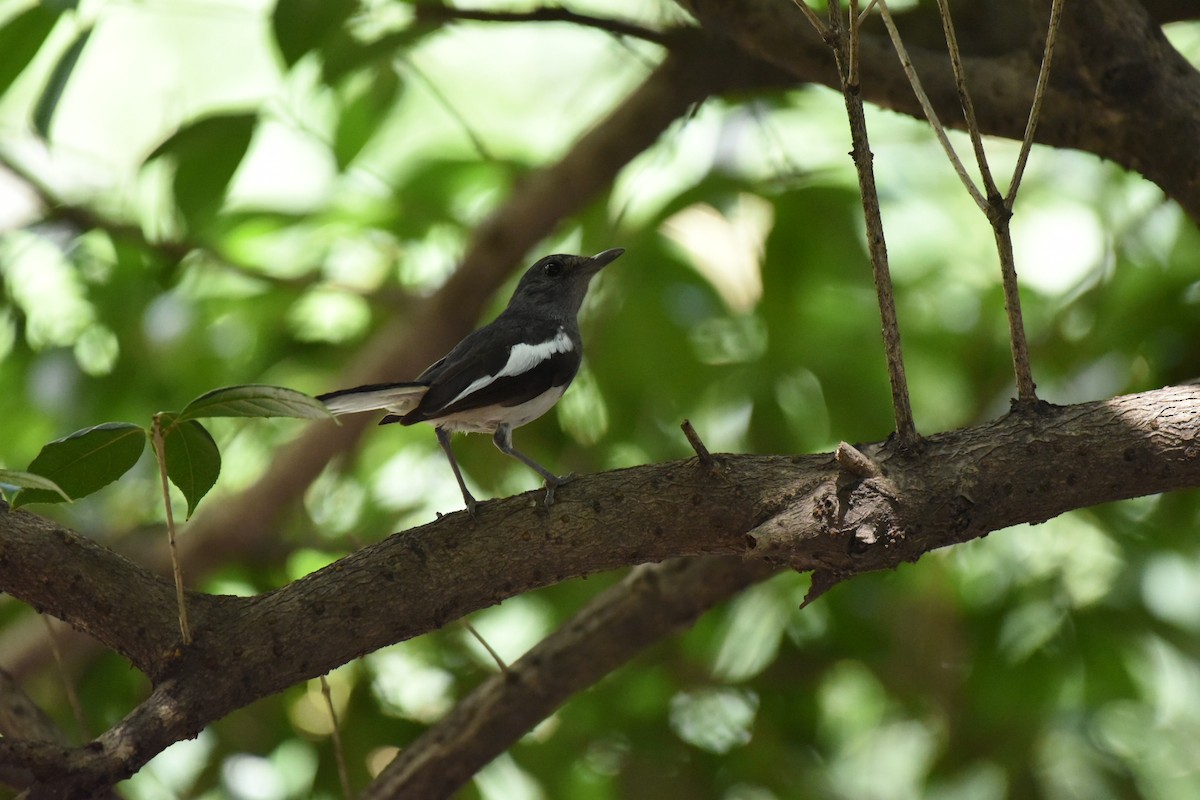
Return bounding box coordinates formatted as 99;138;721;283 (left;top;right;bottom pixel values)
317;382;429;419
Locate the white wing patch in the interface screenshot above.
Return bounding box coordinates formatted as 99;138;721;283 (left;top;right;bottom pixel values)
447;328;573;408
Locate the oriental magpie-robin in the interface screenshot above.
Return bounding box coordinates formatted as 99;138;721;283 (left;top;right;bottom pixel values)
318;248;624;516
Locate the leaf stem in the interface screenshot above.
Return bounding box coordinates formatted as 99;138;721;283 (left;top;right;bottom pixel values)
151;416;192;645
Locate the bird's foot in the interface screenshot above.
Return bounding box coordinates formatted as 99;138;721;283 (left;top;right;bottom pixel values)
543;473;575;508
463;492;479;519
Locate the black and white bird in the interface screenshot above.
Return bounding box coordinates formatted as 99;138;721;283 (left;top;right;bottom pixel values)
318;248;624;516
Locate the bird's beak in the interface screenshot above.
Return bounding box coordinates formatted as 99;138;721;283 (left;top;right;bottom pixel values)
589;248;625;269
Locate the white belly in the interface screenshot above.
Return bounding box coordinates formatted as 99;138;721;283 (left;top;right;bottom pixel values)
432;385;567;434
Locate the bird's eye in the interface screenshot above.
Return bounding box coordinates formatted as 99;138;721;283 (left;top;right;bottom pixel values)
543;260;563;277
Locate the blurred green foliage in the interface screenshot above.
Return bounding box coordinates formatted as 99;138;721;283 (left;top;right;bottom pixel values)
2;1;1200;799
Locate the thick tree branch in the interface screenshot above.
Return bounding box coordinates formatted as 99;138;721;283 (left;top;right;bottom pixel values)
363;556;777;799
3;384;1200;795
0;33;778;681
678;0;1200;221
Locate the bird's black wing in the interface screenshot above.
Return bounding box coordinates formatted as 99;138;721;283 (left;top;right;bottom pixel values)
401;315;581;424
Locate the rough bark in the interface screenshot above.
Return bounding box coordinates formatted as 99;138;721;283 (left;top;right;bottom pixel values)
3;3;1200;795
2;385;1199;795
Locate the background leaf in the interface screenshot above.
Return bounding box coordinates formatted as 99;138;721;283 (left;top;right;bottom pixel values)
0;469;71;502
334;65;402;170
177;384;332;422
0;5;64;98
33;26;93;138
271;0;358;67
160;415;221;518
144;112;257;229
13;422;146;508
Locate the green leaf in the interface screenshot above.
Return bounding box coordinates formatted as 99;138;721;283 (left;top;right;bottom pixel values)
272;0;357;67
0;469;71;503
176;384;333;422
13;422;146;508
0;5;63;98
145;112;257;229
160;415;221;518
33;25;92;138
334;66;402;170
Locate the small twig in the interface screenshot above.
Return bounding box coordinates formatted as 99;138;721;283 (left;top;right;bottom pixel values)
790;0;829;37
874;0;988;212
933;0;1001;201
826;1;920;446
1006;0;1066;207
876;0;1040;403
680;419;718;473
462;619;508;673
40;616;88;738
151;417;191;645
992;221;1038;402
400;59;495;163
834;442;882;479
415;5;674;48
320;675;352;800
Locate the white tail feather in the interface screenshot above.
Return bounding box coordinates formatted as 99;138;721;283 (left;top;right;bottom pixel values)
321;385;428;416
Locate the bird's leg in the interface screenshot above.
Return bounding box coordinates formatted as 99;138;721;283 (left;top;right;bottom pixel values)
492;424;571;507
436;427;478;517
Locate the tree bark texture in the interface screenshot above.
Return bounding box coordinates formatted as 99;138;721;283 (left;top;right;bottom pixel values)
2;385;1200;795
3;1;1200;795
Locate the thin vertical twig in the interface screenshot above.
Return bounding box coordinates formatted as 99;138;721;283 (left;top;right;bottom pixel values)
462;619;509;673
934;0;1001;201
151;418;192;644
1006;0;1066;206
925;0;1040;402
320;675;353;800
41;615;88;737
827;0;919;446
873;0;988;212
872;0;1047;403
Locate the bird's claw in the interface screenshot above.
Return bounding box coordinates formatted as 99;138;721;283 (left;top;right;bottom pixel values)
543;473;575;508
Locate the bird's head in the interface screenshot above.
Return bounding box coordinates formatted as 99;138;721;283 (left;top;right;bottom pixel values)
507;248;624;319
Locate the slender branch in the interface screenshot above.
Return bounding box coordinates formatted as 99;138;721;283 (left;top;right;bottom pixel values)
827;0;919;446
320;675;352;800
874;0;988;212
414;5;676;48
6;384;1200;796
790;0;829;35
362;557;775;799
933;0;1001;200
151;418;192;645
876;0;1040;403
681;419;718;472
1006;0;1067;207
40;617;88;738
992;215;1038;402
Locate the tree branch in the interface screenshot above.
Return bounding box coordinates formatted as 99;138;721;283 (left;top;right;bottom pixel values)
362;556;777;799
3;384;1200;795
0;32;777;681
677;0;1200;222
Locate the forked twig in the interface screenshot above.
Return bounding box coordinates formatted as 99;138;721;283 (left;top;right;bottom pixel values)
873;0;1054;403
1007;0;1066;206
873;0;988;211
